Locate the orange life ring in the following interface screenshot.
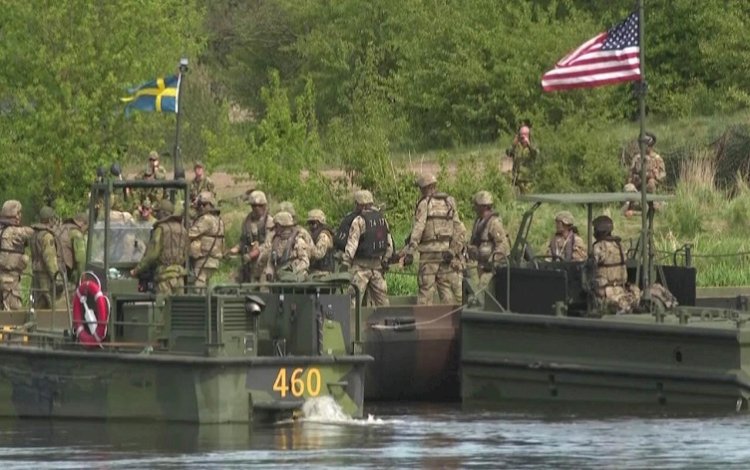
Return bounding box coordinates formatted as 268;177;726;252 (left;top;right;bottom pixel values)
72;275;110;347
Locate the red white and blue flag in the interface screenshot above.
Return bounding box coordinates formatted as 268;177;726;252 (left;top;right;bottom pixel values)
542;12;641;92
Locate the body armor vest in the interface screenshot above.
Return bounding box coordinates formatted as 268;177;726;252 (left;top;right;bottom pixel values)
240;213;269;250
55;221;80;270
0;223;28;272
310;225;334;272
30;224;58;272
593;237;627;287
356;210;389;259
334;211;358;251
155;218;188;266
193;212;225;259
416;193;455;243
271;229;300;268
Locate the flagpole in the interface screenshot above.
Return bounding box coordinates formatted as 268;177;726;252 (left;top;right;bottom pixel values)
637;0;651;302
173;57;188;180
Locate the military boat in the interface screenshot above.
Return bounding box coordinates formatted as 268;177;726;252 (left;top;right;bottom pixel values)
0;177;370;423
461;193;750;412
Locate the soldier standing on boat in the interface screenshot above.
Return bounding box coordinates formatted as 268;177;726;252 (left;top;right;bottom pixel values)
449;220;468;304
623;132;666;217
307;209;334;278
264;211;309;282
30;206;62;309
0;200;33;310
547;211;586;262
507;122;539;194
56;212;88;284
130;200;188;294
340;190;393;307
591;215;639;314
402;173;463;305
189;161;215;207
278;201;314;252
229;190;274;283
188;192;224;287
468;191;510;292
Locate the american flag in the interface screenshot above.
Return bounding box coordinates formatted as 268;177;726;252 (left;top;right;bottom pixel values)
541;12;641;92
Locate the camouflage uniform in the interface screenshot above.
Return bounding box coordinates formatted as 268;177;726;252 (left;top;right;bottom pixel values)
189;161;216;204
30;207;61;309
264;211;309;282
307;209;335;278
405;174;463;305
592;216;639;314
508;137;539;194
278;201;314;254
57;213;88;284
134;199;157;224
449;220;468;303
132;201;188;294
469;191;510;292
342;191;393;307
628;148;666;193
238;191;274;283
547;211;586;262
0;200;33;310
188;192;225;287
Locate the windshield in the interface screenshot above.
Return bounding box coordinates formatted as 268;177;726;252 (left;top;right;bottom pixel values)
88;214;153;266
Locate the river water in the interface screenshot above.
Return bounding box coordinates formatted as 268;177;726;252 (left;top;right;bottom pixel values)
0;399;748;469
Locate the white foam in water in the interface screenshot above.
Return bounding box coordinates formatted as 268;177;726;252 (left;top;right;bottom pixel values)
295;396;388;426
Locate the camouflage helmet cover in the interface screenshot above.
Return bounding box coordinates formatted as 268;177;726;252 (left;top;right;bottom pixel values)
157;199;175;216
307;209;326;224
148;150;159;161
354;190;374;205
141;198;153;209
1;200;22;218
275;211;294;227
473;190;493;206
249;190;268;205
279;201;296;218
555;210;575;226
416;173;438;188
39;206;56;222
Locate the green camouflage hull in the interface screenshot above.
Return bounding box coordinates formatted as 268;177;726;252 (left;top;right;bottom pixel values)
0;345;368;423
461;310;750;412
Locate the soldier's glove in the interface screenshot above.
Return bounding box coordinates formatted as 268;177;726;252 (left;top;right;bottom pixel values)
403;254;414;267
442;251;454;264
338;263;350;273
467;246;479;261
265;273;273;282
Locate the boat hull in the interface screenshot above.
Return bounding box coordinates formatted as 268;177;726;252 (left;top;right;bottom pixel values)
0;345;369;423
461;310;750;412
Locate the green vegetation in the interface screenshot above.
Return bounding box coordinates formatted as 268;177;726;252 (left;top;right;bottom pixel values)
4;1;750;289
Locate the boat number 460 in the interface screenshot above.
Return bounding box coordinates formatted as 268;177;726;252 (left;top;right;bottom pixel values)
273;367;322;398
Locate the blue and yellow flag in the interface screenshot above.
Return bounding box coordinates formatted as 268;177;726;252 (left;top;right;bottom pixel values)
121;74;180;114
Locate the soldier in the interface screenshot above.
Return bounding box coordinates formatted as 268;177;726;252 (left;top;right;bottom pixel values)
307;209;334;278
508;123;539;193
591;215;639;314
623;132;666;216
189;161;216;206
278;201;314;250
402;173;463;305
341;190;393;307
264;211;309;282
188;192;225;287
129;200;188;295
57;213;88;284
136;168;164;206
547;211;586;262
30;206;61;309
468;191;510;292
449;220;469;304
229;190;274;283
0;200;33;310
134;199;157;224
147;150;168;180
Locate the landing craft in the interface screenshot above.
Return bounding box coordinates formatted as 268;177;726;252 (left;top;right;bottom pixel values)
461;193;750;412
0;175;371;423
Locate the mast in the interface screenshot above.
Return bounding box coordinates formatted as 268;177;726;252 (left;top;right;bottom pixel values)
637;0;650;302
173;57;188;180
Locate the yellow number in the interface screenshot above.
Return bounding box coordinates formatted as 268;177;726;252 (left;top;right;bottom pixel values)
273;368;289;397
307;368;321;396
290;368;305;397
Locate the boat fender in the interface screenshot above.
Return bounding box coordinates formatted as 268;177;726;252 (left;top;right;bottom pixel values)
72;274;110;347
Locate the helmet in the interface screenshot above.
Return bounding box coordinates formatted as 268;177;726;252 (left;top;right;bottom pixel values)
39;206;56;223
644;132;657;147
623;183;637;193
249;190;268;206
555;210;575;226
593;215;614;234
354;190;374;205
279;201;296;218
473;190;493;206
73;212;88;226
198;191;215;206
307;209;326;224
275;211;294;228
1;200;22;218
194;160;205;169
148;150;159;161
110;162;122;177
157;200;175;216
141;199;152;209
416;173;437;188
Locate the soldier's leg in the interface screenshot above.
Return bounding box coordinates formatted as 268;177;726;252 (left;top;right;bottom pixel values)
417;262;438;305
32;274;52;309
0;281;21;310
435;264;455;304
367;270;390;307
349;266;371;307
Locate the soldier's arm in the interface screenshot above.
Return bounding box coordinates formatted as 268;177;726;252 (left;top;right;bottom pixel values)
188;218;208;240
449;204;465;255
42;233;59;277
489;217;509;262
292;237;310;274
207;178;216;195
655;156;667;182
343;216;364;266
310;231;332;261
133;226;162;275
406;199;428;254
574;235;588;261
384;222;394;260
72;232;86;275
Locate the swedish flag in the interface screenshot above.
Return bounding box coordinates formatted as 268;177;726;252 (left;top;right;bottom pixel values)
121;74;180;114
